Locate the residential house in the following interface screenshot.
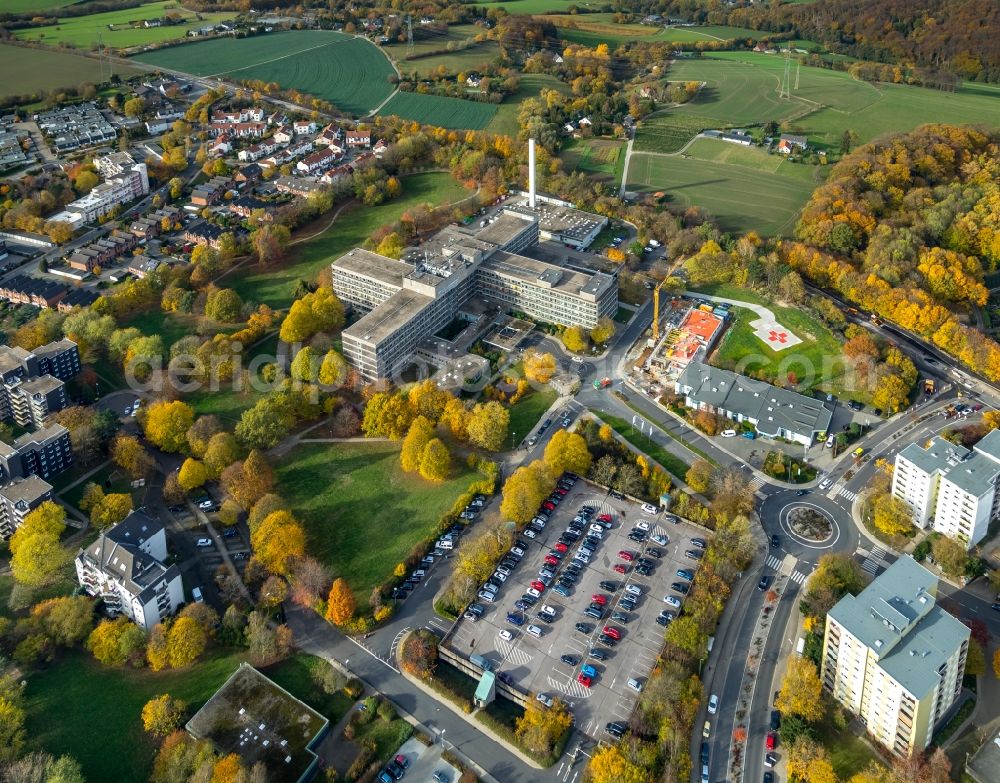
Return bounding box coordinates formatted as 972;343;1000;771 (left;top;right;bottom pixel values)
183;223;226;248
230;195;274;221
190;176;233;207
274;176;327;198
297;147;338;176
272;125;294;145
234;163;262;185
373;139;388;157
293;120;317;136
777;134;808;154
210;135;232;156
0;424;73;483
212;107;265;124
345;130;371;148
0;276;67;309
75;510;184;630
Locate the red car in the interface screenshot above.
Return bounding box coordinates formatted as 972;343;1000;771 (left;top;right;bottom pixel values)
597;513;612;523
530;580;547;592
577;673;592;687
613;564;629;574
766;733;777;750
974;403;984;411
554;487;569;496
602;626;622;641
544;555;560;567
617;550;635;562
554;542;569;553
542;501;555;511
591;594;608;606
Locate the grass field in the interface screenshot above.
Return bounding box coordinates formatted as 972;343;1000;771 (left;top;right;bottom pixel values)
560;137;626;183
475;0;603;12
394;42;500;77
382;24;483;59
4;0;80;12
634;113;716;154
508;388;558;445
134;30;395;116
486;73;569;137
593;410;691;480
0;42;148;99
377;91;498;129
627;145;819;235
182;332;280;423
705;296;862;398
24;651;346;783
549;18;765;47
275;441;476;608
228;173;469;308
16;1;236;49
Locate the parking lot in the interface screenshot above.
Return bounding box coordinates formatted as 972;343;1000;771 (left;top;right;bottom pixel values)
445;479;707;739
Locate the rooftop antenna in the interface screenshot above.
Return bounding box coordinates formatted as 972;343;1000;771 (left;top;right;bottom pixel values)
406;15;413;57
779;47;791;99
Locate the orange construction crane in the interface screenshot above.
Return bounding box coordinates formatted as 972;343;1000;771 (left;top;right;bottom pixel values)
652;278;670;343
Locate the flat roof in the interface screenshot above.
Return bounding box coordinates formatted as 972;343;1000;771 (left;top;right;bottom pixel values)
680;308;724;341
483;251;614;299
940;450;1000;498
507;197;606;241
333;248;408;290
343;287;433;346
473;211;536;247
897;437;969;476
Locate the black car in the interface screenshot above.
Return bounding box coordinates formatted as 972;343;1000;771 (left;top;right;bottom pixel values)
637;557;655;568
685;550;704;561
588;647;609;661
619;598;637;611
520;594;538;606
605;721;626;738
611;611;630;623
580;505;595;514
575;622;593;633
391;588;408;599
992;602;1000;612
560;654;579;665
769;710;781;731
691;538;706;549
671;582;690;595
598;633;618;647
764;773;774;783
655;613;671;627
628;532;646;543
609;490;625;500
599;580;619;591
769;534;780;548
758;575;771;591
386;761;404;780
848;400;864;411
635;564;654;576
645;547;663;559
700;742;710;765
795;489;809;497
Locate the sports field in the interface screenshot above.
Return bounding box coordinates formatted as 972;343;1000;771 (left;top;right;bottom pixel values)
486;73;569;137
15;1;236;49
627;140;819;235
377;91;497;129
0;42;148;99
560;137;626;183
134;30;395;116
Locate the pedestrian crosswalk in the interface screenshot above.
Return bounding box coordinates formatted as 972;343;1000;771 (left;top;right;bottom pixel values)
860;545;887;575
747;475;765;490
765;555;783;570
837;486;858;502
790;570;808;585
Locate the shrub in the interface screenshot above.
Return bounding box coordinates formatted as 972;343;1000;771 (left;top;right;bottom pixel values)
344;678;364;700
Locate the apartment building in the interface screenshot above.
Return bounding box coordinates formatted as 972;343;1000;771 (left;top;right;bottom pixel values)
0;424;72;483
333;206;617;380
0;339;77;427
891;430;1000;548
62;156;150;224
0;475;53;539
821;557;969;756
75;510;184;630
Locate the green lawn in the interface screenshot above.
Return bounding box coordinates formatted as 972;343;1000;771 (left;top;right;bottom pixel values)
134;30;395;116
59;463;133;512
275;441;476;608
486;74;569;137
814;718;881;780
508;388;558;446
228;173;470;309
182;332;280;424
0;42;148;99
120;309;204;355
474;0;604;12
382;24;484;60
377;91;498;130
4;0;80;12
23;651;346;783
709;301;864;398
590;410;691;480
627;148;818;235
560;137;626;184
551;19;766;47
16;1;237;49
391;40;500;78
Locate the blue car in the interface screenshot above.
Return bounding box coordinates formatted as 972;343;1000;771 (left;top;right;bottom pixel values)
554;584;572;597
506;612;525;626
676;569;695;581
580;664;597;678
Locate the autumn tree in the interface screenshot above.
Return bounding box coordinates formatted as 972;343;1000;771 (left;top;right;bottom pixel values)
400;415;434;473
142;400;195;453
251;510;306;575
685;459;713;494
419;438;451;482
167;616;206;668
203;432;241;477
245;611;293;666
407;379;450;422
362;391;414;439
993;647;1000;679
466;401;509;451
587;744;647;783
561;325;588;353
250;223;291;266
515;697;573;757
931;535;970;578
186;415;224;457
279;287;344;343
142;694;187;737
873;371;911;413
776;657;824;723
146;624;170;671
664;615;708;659
787;737;836;783
87;616;146;667
87;489;133;527
9;501;68;587
500;461;553;524
543;430;591;476
872;493;915;537
31;596;93;647
523;350;557;384
441;397;469;440
111;434;154;480
318;349;349;388
325;578;356;625
178;458;211;491
221;449;274;508
590;315;615;345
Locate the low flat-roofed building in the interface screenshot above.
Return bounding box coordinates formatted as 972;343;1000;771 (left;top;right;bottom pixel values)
967;729;1000;783
505;195;608;250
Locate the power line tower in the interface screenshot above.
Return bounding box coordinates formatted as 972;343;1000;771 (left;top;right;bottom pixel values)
779;47;791;99
406;15;413;57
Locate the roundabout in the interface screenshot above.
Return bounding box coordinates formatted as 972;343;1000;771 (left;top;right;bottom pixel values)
778;502;840;549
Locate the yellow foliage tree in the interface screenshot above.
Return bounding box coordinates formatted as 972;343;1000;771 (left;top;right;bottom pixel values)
872;493;914;537
142;400;195;453
419;438;451;483
587;745;647;783
776;657;824;723
167;616;206;668
685;460;713;494
325;577;356;626
543;430;592;476
142;694;187;737
500;461;553;524
466;401;509;451
562;325;588;353
523;350;557;384
400;416;434;473
9;501;68;587
514;697;573;756
146;624;170;671
251;510;306;576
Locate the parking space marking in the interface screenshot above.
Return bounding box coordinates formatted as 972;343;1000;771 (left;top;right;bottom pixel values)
496;639;534;665
549;676;593;698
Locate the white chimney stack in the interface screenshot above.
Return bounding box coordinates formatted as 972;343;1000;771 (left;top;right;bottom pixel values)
528;138;536;209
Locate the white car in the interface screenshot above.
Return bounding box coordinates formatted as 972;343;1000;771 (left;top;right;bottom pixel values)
492;571;507;583
589;523;605;534
627;678;643;693
511;546;525;557
625;584;642;597
707;694;719;714
819;479;832;490
477;591;496;603
523;528;537;539
720;429;737;438
496;565;511;576
651;534;669;546
526;624;543;638
571;356;583;363
498;629;513;642
536;693;554;707
574;551;591;564
198;499;216;511
663;595;681;608
635;520;650;531
641;503;658;515
526;587;542;598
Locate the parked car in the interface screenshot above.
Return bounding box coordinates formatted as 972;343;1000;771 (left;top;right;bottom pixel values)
599;580;619;591
627;678;643;693
624;584;642;597
605;722;626;738
677;569;695;581
617;550;635;562
498;629;513;642
766;732;777;750
651;534;669;546
536;693;553;708
575;622;593;633
708;694;719;714
506;612;525;627
641;503;658;514
526;624;544;638
588;647;609;661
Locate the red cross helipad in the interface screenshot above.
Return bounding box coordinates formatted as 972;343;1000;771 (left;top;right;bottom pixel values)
768;330;788;344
